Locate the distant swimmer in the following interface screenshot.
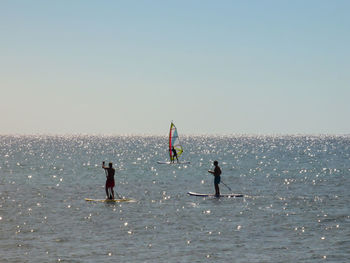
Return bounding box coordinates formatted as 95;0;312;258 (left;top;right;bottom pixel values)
102;161;115;200
171;146;179;163
208;160;221;197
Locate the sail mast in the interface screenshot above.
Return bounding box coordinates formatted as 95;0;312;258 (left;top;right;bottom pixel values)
169;122;174;160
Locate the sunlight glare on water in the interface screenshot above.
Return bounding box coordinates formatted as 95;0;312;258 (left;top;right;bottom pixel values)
0;135;349;262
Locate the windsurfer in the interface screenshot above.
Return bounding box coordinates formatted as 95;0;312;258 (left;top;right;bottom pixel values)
102;161;115;199
208;160;221;197
171;146;179;163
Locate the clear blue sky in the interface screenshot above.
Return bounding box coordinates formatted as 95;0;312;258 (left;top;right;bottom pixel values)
1;0;349;135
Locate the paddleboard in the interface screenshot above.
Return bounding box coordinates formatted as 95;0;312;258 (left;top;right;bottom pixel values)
85;198;135;203
187;192;244;198
157;161;190;164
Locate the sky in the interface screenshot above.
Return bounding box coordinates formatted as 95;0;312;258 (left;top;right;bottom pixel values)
1;0;350;135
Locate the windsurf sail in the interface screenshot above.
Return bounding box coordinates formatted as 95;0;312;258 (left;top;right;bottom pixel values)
169;122;183;161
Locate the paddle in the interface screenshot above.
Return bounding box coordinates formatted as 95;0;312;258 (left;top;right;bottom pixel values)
220;181;232;191
115;191;122;199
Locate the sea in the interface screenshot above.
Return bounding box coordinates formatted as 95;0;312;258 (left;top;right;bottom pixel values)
0;135;349;263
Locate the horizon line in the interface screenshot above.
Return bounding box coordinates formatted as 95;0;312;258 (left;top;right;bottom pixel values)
0;132;349;137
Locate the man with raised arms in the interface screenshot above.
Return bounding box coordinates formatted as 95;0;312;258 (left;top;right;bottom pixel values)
102;161;115;200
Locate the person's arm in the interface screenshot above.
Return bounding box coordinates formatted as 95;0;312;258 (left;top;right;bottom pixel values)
102;161;107;169
208;170;214;175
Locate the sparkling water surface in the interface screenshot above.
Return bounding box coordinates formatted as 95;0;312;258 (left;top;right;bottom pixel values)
0;135;349;262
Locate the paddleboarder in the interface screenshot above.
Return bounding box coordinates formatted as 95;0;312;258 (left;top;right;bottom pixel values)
102;161;115;200
208;160;221;197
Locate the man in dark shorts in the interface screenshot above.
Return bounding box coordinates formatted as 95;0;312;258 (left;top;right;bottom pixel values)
171;146;179;163
208;160;221;197
102;161;115;199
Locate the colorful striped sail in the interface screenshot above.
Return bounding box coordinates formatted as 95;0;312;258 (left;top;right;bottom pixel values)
169;122;183;161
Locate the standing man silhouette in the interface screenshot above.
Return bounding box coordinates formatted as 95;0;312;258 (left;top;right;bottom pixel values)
208;160;221;197
102;161;115;199
171;146;179;163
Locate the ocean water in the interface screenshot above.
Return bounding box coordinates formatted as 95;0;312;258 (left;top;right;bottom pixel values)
0;135;349;263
